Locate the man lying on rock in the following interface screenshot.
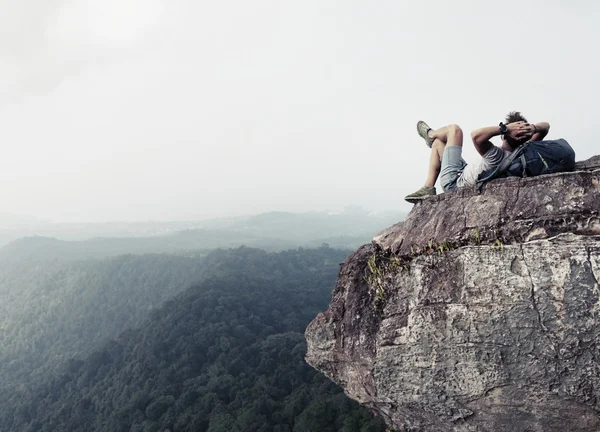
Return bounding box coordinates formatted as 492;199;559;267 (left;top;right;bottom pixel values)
404;112;550;202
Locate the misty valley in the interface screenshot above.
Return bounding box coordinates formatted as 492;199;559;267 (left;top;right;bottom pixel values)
0;210;401;432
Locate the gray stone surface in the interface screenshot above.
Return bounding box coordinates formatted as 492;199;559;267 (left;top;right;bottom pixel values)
374;168;600;257
306;165;600;432
575;155;600;171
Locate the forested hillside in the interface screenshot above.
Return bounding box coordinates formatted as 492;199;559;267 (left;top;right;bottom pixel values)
0;254;209;403
1;247;387;432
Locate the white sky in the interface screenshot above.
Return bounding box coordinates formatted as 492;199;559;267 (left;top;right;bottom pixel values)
0;0;598;222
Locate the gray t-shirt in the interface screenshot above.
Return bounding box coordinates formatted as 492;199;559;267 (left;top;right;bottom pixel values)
457;145;510;188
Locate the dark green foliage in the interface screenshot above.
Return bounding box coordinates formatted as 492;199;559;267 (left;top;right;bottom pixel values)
0;254;208;395
1;247;388;432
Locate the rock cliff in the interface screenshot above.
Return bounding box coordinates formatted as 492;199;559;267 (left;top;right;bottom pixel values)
305;156;600;432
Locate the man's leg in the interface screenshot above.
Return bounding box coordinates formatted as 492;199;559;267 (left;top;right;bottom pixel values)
428;124;463;147
425;124;463;186
438;124;467;192
405;124;464;202
424;138;445;188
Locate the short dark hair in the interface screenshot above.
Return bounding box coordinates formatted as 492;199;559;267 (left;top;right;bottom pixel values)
505;111;528;124
504;111;530;149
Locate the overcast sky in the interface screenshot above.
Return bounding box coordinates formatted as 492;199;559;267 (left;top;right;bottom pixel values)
0;0;598;222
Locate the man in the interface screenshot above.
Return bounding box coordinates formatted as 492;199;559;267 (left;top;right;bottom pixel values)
404;112;550;202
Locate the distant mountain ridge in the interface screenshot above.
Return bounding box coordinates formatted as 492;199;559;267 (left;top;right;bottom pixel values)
0;209;405;260
225;209;404;241
0;230;294;261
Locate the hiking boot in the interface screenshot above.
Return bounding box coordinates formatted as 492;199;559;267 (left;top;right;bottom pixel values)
404;186;436;203
417;120;434;148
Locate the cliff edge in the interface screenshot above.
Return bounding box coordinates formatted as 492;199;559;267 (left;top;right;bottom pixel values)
306;156;600;431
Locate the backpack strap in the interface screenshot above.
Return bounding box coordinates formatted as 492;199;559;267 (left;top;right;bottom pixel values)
520;154;527;177
476;142;530;187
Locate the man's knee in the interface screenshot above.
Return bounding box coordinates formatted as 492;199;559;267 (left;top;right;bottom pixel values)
447;124;463;137
446;124;463;146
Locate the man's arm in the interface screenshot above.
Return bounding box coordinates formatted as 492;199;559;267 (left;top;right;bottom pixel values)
471;125;504;156
529;122;550;142
471;121;533;155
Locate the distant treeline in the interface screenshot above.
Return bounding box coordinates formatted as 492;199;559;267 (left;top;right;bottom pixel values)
0;209;405;257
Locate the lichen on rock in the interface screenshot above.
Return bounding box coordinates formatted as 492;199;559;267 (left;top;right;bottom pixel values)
306;157;600;431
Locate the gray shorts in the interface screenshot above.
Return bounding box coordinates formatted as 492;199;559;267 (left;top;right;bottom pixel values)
439;146;467;192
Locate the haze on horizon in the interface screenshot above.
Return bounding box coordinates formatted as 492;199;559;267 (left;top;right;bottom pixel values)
0;0;598;223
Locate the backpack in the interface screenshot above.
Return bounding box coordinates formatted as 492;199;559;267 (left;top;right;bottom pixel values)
477;139;575;185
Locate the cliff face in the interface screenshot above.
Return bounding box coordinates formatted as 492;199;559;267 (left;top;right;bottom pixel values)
305;156;600;432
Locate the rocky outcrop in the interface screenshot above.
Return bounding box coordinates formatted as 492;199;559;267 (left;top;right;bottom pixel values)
306;157;600;432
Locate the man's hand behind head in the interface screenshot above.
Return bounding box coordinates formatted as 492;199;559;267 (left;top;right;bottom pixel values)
506;121;535;143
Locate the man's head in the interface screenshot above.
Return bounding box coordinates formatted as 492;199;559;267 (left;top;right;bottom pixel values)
504;111;530;149
505;111;528;124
